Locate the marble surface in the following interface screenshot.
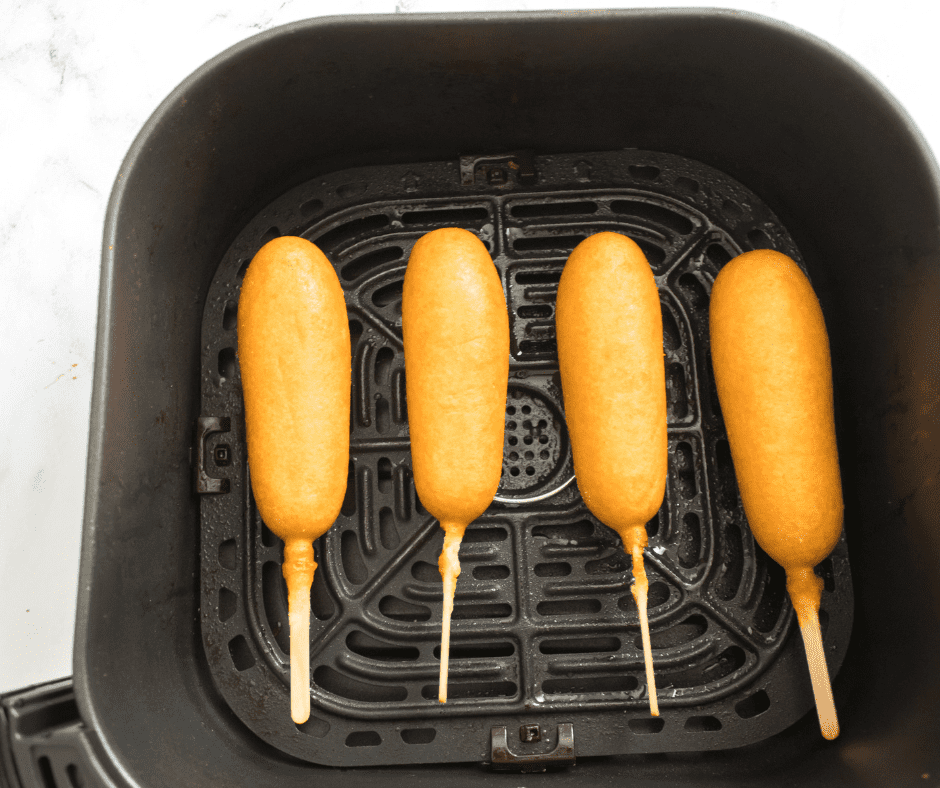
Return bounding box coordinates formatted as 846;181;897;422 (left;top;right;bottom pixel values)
0;0;937;693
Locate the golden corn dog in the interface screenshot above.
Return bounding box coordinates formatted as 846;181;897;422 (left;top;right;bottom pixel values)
555;232;668;716
238;236;350;724
402;227;509;702
709;248;843;740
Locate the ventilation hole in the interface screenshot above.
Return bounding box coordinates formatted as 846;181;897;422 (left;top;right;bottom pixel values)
300;198;323;217
540;637;620;654
259;226;280;245
715;521;744;601
228;635;255;671
515;269;563;285
260;522;279;548
376;396;390;433
667;363;689;420
375;459;393;495
585;553;628;575
517;304;553;319
402;206;489;225
648;582;670;608
372;279;403;309
236;259;250;280
735;689;771;719
507;421;517;431
315;665;407;703
660;303;682;353
534;562;571;577
664;645;747;689
296;715;330;737
379;596;431;622
218;539;237;570
341;531;368;585
629;717;665;734
433;642;515;659
722;199;743;219
452;603;513;619
218;347;236;380
314;214;390;253
506;405;516;415
674;442;697;499
341;246;403;282
543;675;638;695
705;243;733;268
754;554;787;632
539;435;548;444
414;484;427;515
464;526;508;543
401;728;437;744
685;716;722;732
222;300;237;330
218;587;237;622
646;509;661;538
747;228;771;249
632;238;667;268
513;234;585;253
347;631;419;661
421;681;516;700
537;599;602;616
715;439;738;511
473;564;510;580
310;565;335;621
261;561;289;652
511;201;598;218
66;763;84;788
525;467;535;476
410;561;439;584
341;461;356;516
532;521;594;540
346;731;382;747
678;513;702;569
379;507;398;550
644;614;708;650
678;273;709;313
374;347;394;385
675;176;700;194
610;200;694;235
518;339;558;355
816;557;836;593
349;318;364;348
540;450;549;459
629;164;660;181
37;756;56;788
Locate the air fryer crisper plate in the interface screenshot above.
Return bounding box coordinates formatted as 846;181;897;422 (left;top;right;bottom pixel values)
197;149;852;767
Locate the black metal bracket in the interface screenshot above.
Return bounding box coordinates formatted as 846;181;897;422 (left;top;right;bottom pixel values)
489;723;575;772
459;150;538;188
195;416;231;494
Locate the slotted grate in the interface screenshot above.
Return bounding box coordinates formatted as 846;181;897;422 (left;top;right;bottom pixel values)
198;149;852;767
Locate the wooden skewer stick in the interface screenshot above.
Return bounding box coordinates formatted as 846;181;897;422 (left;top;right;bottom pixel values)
284;539;315;725
438;524;465;703
798;609;839;739
630;542;659;716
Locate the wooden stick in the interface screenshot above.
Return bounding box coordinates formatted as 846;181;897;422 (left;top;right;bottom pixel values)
438;524;464;703
798;611;839;740
284;540;315;725
631;543;659;716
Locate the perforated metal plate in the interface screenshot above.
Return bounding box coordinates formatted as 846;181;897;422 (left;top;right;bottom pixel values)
197;149;852;767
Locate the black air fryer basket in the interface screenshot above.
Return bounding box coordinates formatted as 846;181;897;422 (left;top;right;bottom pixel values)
3;9;937;788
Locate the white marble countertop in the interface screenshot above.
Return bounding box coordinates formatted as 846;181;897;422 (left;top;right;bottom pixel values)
1;0;937;694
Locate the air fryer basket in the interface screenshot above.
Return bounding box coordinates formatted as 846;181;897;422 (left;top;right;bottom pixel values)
198;149;852;766
64;9;938;788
